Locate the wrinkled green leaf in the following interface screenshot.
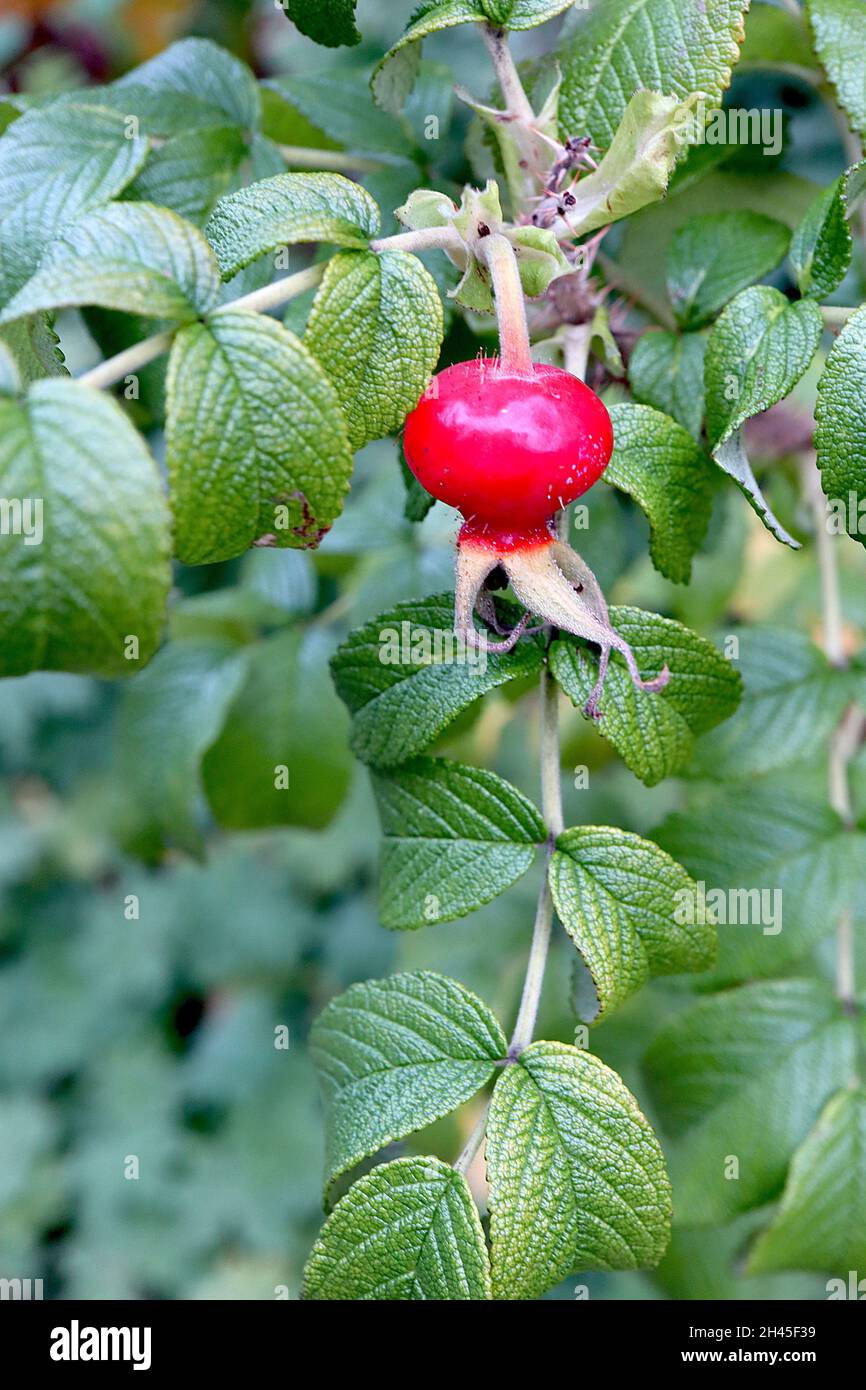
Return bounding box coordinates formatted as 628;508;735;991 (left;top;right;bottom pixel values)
311;970;506;1197
666;211;789;328
1;202;221;325
644;981;856;1225
815;304;866;548
550;826;715;1019
126;126;249;225
628;329;706;439
605;403;717;583
108;37;261;135
331;594;545;768
284;0;361;47
560;0;750;147
263;73;409;156
373;757;546;928
305;250;442;450
808;0;866;139
788;162;866;299
302;1156;491;1299
206;173;380;280
166;309;353;564
0;381;170;677
487;1042;671;1299
550;607;742;786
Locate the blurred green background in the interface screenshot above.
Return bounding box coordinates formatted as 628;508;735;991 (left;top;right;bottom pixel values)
0;0;862;1300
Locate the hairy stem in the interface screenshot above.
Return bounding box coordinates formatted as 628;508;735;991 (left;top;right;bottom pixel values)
508;665;564;1057
480;23;535;124
369;225;463;255
77;262;326;390
806;461;862;1008
480;232;533;374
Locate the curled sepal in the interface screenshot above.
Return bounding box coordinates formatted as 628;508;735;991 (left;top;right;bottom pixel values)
455;532;669;717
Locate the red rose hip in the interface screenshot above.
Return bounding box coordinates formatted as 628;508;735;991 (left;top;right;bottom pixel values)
403;358;613;546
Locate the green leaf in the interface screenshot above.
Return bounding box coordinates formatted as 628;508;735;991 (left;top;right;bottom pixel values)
550;607;742;786
487;1042;671;1299
0;315;67;386
644;981;857;1225
201;630;352;831
372;757;546;929
690;627;866;779
310;970;506;1197
550;827;715;1020
705;286;823;449
710;429;802;548
331;594;545;768
205;173;380;279
305;250;442;450
166;308;353;564
748;1088;866;1276
628;329;706;440
125;126;249;225
263;73;410;156
808;0;866;139
108;37;261;135
666;211;790;329
566;91;700;237
653;785;865;982
284;0;361;47
0;102;149;303
1;202;221;326
604;403;717;583
560;0;750;148
0;380;170;677
741;2;816;69
302;1156;491;1299
115;639;250;856
789;161;866;299
815;304;866;548
371;2;574;112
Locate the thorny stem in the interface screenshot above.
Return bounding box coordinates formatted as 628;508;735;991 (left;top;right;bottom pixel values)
806;462;864;1009
480;232;533;374
480;23;535;125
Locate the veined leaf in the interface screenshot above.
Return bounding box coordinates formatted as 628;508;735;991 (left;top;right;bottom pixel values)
263;73;410;156
0;315;66;386
0;380;170;677
201;629;351;831
305;250;442;450
302;1156;491;1300
108;37;261;135
0;102;149;304
560;0;750;147
550;826;715;1019
1;202;221;325
166;309;353;564
605;403;717;583
710;429;802;548
566;91;700;237
653;785;865;982
690;627;866;778
789;161;866;299
283;0;361;47
330;594;545;768
628;330;707;440
705;286;823;450
748;1088;866;1276
808;0;866;139
815;305;866;548
125;126;249;225
644;980;856;1225
373;757;546;928
205;173;380;280
666;211;790;329
116;639;250;856
550;606;742;786
487;1042;671;1299
310;970;506;1197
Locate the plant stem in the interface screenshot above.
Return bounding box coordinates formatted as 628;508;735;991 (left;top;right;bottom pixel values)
277;144;383;173
806;461;863;1008
480;232;533;374
453;1101;491;1175
76;263;325;391
508;665;563;1057
821;305;859;330
369;225;462;255
480;23;535;124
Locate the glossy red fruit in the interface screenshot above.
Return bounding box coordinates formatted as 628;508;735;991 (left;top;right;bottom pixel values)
403;358;613;545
